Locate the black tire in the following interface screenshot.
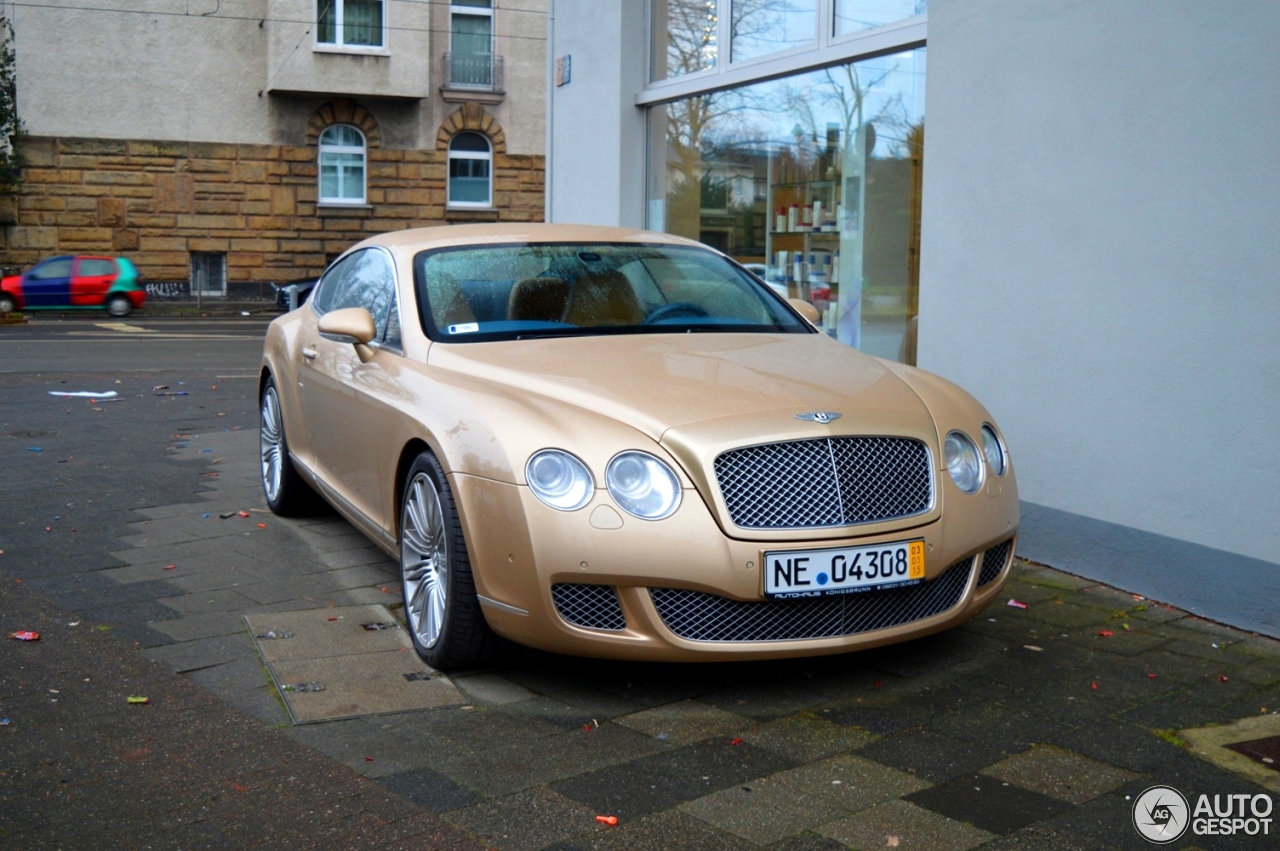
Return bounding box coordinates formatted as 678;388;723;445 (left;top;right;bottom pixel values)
399;451;495;670
0;293;16;314
105;294;132;317
259;375;315;515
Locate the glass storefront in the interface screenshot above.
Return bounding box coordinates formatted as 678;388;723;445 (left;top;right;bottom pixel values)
646;46;925;363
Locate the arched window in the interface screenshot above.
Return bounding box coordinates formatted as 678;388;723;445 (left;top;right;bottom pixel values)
448;132;492;208
318;125;366;205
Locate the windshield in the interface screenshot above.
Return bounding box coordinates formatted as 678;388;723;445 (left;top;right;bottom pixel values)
414;242;811;342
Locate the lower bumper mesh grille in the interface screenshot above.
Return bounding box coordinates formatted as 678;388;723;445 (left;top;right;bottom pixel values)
649;557;975;642
977;538;1014;587
552;583;625;631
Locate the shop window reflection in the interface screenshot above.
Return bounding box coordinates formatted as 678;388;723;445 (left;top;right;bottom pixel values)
647;49;925;364
834;0;927;37
731;0;816;64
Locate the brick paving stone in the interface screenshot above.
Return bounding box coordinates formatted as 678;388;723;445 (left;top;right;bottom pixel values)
377;765;484;813
769;753;929;810
542;809;754;851
858;728;1009;783
444;786;606;851
905;772;1077;835
435;721;670;797
739;711;874;763
614;699;753;745
680;774;850;845
550;740;799;820
979;745;1141;804
493;695;605;733
818;798;994;851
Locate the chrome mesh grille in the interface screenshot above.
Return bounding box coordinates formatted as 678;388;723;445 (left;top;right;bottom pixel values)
649;557;975;642
714;437;932;529
552;583;625;631
977;538;1014;587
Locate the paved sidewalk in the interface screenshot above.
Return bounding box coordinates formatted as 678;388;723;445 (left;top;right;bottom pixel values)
3;426;1279;849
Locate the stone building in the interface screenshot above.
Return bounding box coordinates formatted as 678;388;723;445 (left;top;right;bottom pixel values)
2;0;547;298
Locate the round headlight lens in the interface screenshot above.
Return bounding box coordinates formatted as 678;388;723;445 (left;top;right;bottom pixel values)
944;431;984;494
526;450;593;511
980;424;1006;477
606;451;682;520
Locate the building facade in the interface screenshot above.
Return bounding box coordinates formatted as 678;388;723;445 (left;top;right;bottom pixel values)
2;0;547;297
547;0;1280;636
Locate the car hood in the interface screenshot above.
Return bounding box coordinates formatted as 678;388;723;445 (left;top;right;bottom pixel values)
426;332;937;446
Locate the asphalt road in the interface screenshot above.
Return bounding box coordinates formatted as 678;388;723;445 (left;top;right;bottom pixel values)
0;316;269;608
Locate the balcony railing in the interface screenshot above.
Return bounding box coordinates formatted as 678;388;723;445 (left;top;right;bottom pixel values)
442;52;505;92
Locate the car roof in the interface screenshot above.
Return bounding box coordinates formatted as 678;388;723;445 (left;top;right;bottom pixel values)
361;223;710;254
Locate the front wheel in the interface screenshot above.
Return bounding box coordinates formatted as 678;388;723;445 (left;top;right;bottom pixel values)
260;376;314;515
400;451;494;670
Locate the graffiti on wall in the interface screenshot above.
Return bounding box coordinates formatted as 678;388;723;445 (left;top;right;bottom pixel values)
144;281;189;299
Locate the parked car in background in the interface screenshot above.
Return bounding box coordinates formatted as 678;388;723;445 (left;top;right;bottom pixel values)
0;255;145;316
259;224;1019;670
273;278;317;311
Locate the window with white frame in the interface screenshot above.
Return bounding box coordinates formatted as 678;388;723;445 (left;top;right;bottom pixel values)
317;0;385;49
450;0;494;87
448;132;492;207
318;125;367;205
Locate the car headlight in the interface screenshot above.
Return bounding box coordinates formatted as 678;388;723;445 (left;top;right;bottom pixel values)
944;431;984;494
526;450;593;511
606;451;681;520
980;424;1006;477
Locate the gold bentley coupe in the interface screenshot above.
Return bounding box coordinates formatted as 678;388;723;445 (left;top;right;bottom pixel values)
260;224;1018;669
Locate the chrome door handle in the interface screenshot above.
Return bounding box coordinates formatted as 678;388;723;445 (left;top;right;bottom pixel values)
301;348;317;360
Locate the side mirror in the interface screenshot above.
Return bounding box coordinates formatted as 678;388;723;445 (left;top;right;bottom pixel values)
788;298;820;327
318;307;377;363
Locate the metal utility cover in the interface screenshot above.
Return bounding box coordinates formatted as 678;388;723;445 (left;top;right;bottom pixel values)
245;605;465;724
1225;735;1280;772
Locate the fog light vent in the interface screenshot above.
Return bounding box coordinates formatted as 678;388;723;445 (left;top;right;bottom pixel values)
552;583;626;631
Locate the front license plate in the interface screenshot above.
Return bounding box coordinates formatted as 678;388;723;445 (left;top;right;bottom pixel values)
765;540;925;599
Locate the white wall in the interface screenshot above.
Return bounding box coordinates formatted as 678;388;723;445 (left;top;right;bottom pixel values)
546;0;646;226
919;0;1280;564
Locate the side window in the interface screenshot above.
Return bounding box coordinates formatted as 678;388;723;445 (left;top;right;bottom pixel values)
30;258;73;279
311;249;398;343
78;258;116;277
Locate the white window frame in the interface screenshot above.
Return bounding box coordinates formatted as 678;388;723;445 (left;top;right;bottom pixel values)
642;0;926;105
318;124;368;206
450;0;495;55
315;0;388;52
447;132;493;209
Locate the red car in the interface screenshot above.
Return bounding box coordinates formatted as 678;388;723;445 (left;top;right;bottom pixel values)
0;255;145;317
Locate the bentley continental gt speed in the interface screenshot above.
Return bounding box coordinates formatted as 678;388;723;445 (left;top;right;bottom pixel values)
259;224;1018;670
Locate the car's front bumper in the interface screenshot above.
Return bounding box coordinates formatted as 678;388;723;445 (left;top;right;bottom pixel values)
453;473;1018;661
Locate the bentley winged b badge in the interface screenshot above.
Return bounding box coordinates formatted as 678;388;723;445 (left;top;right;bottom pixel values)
794;412;842;424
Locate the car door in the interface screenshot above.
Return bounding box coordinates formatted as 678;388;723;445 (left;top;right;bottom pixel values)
297;247;402;531
22;257;74;307
71;257;117;306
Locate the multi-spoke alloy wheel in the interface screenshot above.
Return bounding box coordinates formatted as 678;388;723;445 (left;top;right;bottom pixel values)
260;385;285;504
402;471;448;649
399;451;494;669
258;376;311;515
